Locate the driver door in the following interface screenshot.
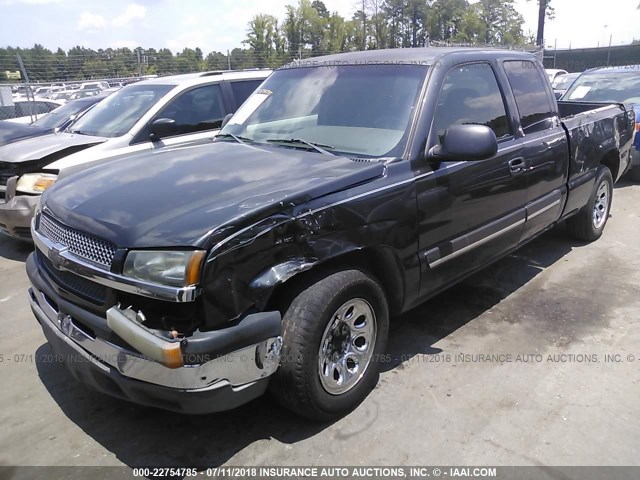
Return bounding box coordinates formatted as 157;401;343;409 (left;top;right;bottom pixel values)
416;62;527;296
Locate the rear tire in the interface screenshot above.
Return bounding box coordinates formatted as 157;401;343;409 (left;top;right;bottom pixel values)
566;165;613;242
269;269;389;421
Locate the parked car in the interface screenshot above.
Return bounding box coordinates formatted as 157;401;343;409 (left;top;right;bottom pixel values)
0;96;104;147
0;70;271;239
79;81;110;91
11;85;35;98
562;65;640;181
0;99;63;123
26;48;634;420
552;72;580;99
68;89;101;100
46;90;76;103
546;68;569;83
33;86;64;97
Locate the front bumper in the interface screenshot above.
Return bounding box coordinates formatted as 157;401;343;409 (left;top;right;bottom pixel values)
27;252;283;414
0;177;39;240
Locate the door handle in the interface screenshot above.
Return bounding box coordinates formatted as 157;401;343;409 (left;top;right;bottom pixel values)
509;157;526;175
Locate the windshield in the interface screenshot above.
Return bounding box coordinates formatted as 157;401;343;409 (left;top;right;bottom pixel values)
221;64;428;158
32;99;97;129
564;71;640;104
69;84;173;137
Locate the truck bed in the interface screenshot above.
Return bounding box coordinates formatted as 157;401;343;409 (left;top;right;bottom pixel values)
557;100;626;118
559;101;633;183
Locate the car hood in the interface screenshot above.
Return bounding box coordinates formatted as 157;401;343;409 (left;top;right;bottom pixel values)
43;141;386;249
0;131;107;165
0;121;49;147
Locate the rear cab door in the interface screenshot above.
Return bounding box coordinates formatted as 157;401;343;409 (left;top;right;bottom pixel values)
501;59;569;240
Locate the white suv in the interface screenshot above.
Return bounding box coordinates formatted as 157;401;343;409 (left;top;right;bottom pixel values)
0;70;271;240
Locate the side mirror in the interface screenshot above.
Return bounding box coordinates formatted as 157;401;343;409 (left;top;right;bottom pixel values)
149;118;177;141
221;113;233;129
428;124;497;162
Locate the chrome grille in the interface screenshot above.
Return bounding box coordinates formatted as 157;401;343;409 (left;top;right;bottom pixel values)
0;172;12;201
37;250;107;305
38;213;116;269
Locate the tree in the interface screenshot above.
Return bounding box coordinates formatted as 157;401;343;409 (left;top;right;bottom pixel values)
244;13;281;67
428;0;468;43
206;51;228;70
528;0;555;46
311;0;330;19
474;0;525;45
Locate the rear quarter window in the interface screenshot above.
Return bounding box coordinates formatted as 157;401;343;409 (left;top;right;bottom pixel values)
229;80;264;107
504;61;555;134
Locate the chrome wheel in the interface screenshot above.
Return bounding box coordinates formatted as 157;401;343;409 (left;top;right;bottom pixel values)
592;180;610;229
318;298;377;395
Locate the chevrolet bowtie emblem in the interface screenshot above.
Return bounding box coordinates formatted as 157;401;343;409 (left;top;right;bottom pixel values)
48;244;68;270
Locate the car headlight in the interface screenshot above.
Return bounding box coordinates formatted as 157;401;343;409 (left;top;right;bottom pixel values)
123;250;206;287
16;173;58;194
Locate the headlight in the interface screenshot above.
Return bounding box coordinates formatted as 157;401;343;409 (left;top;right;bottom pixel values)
123;250;206;287
16;173;58;194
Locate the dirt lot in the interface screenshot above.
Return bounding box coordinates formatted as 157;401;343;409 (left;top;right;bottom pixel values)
0;178;638;474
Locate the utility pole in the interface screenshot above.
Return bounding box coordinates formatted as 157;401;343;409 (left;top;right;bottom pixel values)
16;54;30;85
136;48;142;77
16;53;35;122
606;34;612;66
536;0;548;47
362;0;366;51
227;49;231;70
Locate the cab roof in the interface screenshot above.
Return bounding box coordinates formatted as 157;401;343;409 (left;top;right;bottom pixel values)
280;47;539;68
586;65;640;74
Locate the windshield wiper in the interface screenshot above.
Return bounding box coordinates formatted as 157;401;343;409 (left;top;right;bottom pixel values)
214;133;253;144
69;129;90;135
266;138;335;156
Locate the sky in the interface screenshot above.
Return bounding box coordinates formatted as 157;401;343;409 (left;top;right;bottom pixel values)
1;0;639;54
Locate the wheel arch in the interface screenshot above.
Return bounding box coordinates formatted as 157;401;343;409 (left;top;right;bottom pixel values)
599;148;621;181
260;246;406;317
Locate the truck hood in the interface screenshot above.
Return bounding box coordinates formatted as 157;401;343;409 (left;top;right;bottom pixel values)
43;141;386;249
0;131;107;166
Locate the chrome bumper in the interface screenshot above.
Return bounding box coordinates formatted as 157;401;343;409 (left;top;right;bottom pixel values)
28;285;282;390
0;177;39;240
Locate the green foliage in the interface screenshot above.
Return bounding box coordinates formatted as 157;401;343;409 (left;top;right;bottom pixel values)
0;0;534;82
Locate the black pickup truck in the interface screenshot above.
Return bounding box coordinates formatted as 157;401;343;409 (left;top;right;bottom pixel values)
26;48;634;421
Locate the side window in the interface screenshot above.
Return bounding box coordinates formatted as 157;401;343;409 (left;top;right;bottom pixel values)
157;84;226;136
432;63;511;141
504;61;554;134
229;80;263;107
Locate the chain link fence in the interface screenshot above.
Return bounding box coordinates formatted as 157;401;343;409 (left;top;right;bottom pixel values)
1;44;544;122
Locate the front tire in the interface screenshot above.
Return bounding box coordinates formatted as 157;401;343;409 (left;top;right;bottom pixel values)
566;165;613;242
269;269;389;421
630;166;640;183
